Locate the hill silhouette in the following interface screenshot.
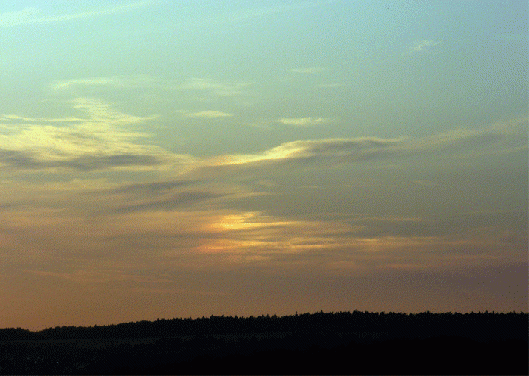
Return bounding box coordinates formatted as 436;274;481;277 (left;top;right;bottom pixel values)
0;310;527;374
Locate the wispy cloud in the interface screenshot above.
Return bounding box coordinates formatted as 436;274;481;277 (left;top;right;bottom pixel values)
407;39;441;53
2;97;524;176
111;180;198;194
278;117;332;126
420;118;528;157
205;1;337;27
185;111;233;119
198;119;527;173
210;137;404;167
317;83;345;88
0;1;155;28
113;190;225;214
52;75;161;91
179;78;251;97
52;76;253;101
0;98;191;172
291;67;326;74
23;269;128;284
0;114;85;124
192;209;518;272
0;149;162;171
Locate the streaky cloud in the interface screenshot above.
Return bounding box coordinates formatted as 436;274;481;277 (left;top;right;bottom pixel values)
0;149;44;170
185;111;233;119
421;118;528;156
278;117;332;126
407;39;441;53
0;1;156;28
60;153;162;171
179;78;251;97
212;137;404;167
0;149;163;171
52;75;158;90
113;190;224;214
196;120;527;174
0;98;190;173
111;180;198;194
291;67;326;74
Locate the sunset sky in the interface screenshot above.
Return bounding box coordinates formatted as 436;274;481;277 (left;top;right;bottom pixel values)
1;0;527;331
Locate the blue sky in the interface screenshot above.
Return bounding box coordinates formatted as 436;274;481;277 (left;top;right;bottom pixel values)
0;0;527;330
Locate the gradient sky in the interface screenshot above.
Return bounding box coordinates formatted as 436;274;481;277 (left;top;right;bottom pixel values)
1;0;527;331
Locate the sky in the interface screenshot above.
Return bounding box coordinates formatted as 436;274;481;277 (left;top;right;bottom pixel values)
0;0;527;331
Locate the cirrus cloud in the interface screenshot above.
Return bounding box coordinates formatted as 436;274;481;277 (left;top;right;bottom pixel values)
291;67;326;74
408;39;441;53
0;1;156;28
211;137;404;167
185;110;233;119
0;98;191;173
278;117;332;126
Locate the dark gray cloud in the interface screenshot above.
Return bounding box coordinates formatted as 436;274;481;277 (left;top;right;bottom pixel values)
351;210;529;238
294;138;400;157
215;124;527;171
262;137;403;164
200;137;406;175
433;130;527;154
0;149;163;171
113;190;223;213
0;202;22;211
61;154;161;171
111;179;198;194
0;149;45;169
377;261;529;302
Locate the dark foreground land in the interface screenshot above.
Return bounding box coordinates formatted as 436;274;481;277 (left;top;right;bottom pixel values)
1;311;527;374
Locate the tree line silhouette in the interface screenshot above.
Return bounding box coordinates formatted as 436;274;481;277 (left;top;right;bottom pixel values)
1;310;526;341
0;310;527;374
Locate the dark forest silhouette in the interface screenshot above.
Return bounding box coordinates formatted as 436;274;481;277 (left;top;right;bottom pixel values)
1;310;527;374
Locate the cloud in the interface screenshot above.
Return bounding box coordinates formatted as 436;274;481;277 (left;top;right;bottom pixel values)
195;211;362;262
190;119;527;178
0;114;85;124
0;149;44;170
408;39;441;53
211;137;404;167
2;98;524;177
191;208;527;273
79;178;241;216
201;1;337;27
23;269;128;284
0;202;20;211
0;150;161;172
111;180;198;194
0;98;192;173
52;75;161;91
0;127;169;172
278;117;332;126
113;190;224;214
70;97;155;124
52;76;253;102
185;111;233;119
0;1;156;28
349;211;528;240
420;118;528;157
0;7;41;28
317;83;345;88
63;154;162;171
179;78;251;97
291;67;326;74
